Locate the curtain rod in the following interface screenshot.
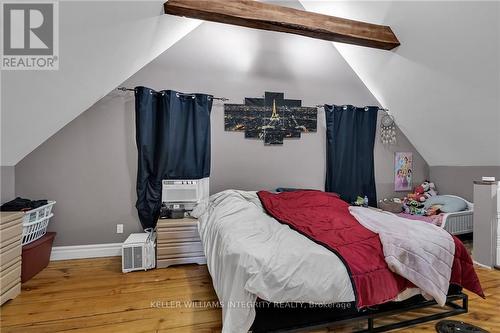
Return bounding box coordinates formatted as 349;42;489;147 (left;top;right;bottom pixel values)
315;104;389;112
118;87;390;110
117;87;229;102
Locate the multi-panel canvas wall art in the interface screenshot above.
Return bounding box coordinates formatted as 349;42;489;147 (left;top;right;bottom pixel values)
224;91;317;145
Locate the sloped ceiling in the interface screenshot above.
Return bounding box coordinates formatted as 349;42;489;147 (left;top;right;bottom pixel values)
299;1;500;166
1;1;201;166
3;1;499;167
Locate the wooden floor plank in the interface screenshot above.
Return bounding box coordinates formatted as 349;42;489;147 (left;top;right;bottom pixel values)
1;257;498;332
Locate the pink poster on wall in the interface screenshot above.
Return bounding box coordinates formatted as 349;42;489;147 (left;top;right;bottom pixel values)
394;152;413;191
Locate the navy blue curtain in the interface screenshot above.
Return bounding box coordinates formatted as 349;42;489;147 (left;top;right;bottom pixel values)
324;105;378;206
135;86;213;229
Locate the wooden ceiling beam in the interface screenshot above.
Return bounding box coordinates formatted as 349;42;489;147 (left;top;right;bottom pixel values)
164;0;400;50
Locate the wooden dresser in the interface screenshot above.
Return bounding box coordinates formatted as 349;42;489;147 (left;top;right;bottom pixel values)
1;212;24;305
156;218;206;268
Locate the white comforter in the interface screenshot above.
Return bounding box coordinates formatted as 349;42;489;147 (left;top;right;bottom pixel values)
191;190;354;333
349;207;455;306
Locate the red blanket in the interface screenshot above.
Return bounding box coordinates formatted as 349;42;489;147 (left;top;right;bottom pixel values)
258;190;484;308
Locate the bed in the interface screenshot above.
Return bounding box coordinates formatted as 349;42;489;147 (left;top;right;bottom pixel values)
191;190;481;333
398;195;474;235
441;196;474;235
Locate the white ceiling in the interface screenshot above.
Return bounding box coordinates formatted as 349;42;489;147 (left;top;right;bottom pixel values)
1;1;201;166
299;1;500;166
2;1;499;167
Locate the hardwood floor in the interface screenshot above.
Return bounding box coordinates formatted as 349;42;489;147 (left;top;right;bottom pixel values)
1;257;498;333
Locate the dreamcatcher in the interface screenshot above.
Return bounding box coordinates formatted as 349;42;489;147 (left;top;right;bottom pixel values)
380;113;397;145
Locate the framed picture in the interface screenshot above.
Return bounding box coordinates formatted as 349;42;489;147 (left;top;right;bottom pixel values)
224;91;317;145
394;152;413;191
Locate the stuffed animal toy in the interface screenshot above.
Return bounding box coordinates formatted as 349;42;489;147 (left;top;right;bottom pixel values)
406;181;438;202
403;199;425;215
407;185;426;202
426;205;442;216
403;180;439;215
421;181;438;199
353;196;365;206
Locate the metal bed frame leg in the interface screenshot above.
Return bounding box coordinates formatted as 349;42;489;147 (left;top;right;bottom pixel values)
367;318;374;332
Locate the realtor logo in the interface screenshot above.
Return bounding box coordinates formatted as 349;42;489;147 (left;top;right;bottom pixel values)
1;1;59;70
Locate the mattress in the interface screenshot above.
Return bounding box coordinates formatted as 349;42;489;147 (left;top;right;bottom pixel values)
191;190;420;333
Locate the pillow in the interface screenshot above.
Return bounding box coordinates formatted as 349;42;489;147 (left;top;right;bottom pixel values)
275;188;340;197
275;187;311;192
423;195;467;213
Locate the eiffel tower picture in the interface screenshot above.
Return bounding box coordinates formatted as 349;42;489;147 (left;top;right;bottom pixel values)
224;92;317;145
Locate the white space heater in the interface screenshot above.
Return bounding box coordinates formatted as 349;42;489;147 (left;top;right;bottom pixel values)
122;231;156;273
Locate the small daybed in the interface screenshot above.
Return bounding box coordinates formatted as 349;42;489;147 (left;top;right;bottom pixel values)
440;195;474;235
399;195;474;235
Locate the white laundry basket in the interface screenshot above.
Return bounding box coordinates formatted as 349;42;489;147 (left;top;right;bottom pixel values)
22;201;56;245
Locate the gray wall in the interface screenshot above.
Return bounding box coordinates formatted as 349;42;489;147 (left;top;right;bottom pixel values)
15;23;428;246
1;166;15;204
430;166;500;201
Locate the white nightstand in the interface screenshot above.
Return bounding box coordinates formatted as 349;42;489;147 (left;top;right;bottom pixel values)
156;218;206;268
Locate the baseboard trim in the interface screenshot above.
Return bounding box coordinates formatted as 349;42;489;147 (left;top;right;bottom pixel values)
50;243;122;261
473;260;493;269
